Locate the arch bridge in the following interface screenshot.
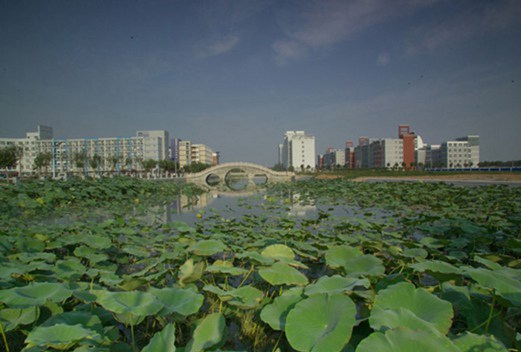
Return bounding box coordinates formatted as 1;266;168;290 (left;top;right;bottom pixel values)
184;162;294;190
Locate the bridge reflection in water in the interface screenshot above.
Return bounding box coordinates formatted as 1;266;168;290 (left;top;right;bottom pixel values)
184;162;294;192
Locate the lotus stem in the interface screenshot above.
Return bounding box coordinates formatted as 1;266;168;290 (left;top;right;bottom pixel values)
0;322;9;352
130;323;137;352
484;292;496;335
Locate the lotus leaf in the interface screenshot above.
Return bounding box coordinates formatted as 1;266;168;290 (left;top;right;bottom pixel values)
235;251;275;266
185;313;225;352
304;275;370;296
227;285;264;309
142;323;176;352
0;306;39;332
371;282;453;334
188;239;227;256
261;244;295;261
74;246;109;264
258;262;308;286
285;293;356;352
342;254;385;277
40;311;104;335
178;258;205;286
149;287;204;316
206;261;248;276
260;287;304;330
465;267;521;307
409;260;461;275
25;323;102;350
452;332;508;352
80;234;112;250
0;282;72;308
356;327;460;352
325;245;363;269
95;290;163;325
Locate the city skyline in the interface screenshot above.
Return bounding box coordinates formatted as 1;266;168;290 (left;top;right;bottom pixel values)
1;0;520;166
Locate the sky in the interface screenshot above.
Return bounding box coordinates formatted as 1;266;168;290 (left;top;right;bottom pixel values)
1;0;520;166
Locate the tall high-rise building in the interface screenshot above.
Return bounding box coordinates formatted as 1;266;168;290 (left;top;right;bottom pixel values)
282;131;316;171
398;124;415;169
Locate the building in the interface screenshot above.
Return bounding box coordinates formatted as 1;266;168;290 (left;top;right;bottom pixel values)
398;125;416;169
281;131;316;171
440;135;480;168
177;140;216;168
322;148;346;168
345;141;355;169
0;125;170;177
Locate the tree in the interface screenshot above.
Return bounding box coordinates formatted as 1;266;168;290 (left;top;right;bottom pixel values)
271;163;285;171
158;160;178;175
143;159;157;176
74;151;87;172
89;154;102;177
109;155;119;175
0;145;20;177
34;152;53;177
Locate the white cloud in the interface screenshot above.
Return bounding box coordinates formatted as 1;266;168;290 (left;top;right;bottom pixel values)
376;52;390;66
406;0;521;55
272;0;435;63
198;35;240;58
272;40;307;65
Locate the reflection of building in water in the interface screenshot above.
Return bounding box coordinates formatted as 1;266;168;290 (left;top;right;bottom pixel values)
170;192;216;213
288;193;316;217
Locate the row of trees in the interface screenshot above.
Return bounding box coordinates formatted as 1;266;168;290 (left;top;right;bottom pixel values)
0;146;212;178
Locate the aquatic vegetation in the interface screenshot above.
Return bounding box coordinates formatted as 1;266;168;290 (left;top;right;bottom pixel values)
0;178;520;351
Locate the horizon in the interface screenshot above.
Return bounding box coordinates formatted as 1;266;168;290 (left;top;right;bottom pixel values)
1;0;520;166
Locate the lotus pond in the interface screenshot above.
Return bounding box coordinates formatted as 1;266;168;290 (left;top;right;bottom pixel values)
1;177;521;351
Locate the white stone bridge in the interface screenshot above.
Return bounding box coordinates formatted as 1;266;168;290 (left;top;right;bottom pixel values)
184;162;294;190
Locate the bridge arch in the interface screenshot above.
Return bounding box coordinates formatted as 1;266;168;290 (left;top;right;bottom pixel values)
184;162;294;189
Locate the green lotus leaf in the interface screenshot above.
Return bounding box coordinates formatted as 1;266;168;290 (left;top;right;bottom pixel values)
409;260;461;275
186;313;225;352
325;245;363;269
304;275;370;296
401;248;428;259
40;311;104;336
261;244;295;261
343;254;385;277
206;261;248;276
16;251;56;263
356;327;460;352
452;332;508;352
285;293;357;352
178;258;205;286
464;267;521;307
54;259;86;281
369;307;445;336
258;262;308;286
371;282;453;334
123;245;150;258
142;323;176;352
236;251;275;266
203;285;264;309
25;323;102;350
95;290;163;325
149;287;204;316
74;246;109;264
0;282;72;308
260;287;304;331
188;239;227;256
170;221;196;234
0;306;40;332
227;285;264;309
80;235;112;250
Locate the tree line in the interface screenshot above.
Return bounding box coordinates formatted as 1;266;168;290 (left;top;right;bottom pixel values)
0;146;211;178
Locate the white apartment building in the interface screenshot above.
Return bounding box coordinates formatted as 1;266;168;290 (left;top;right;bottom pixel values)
282;131;316;171
177;140;216;168
440;136;480;168
0;126;170;177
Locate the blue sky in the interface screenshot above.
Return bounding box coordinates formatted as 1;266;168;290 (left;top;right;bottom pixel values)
1;0;520;166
